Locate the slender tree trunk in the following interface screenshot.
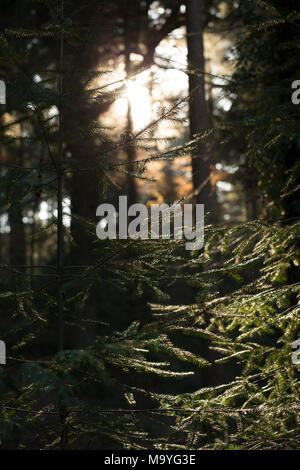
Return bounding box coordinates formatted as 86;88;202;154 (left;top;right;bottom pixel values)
124;11;138;206
186;0;212;213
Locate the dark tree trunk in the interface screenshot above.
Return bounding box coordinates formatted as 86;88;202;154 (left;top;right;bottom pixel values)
68;132;100;266
9;203;26;266
186;0;212;212
124;10;138;206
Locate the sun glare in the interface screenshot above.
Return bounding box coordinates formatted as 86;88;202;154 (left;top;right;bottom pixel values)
125;72;152;130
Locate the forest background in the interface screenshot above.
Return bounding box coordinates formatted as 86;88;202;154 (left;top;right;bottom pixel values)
0;0;299;450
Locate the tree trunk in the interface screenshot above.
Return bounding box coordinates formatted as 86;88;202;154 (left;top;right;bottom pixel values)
186;0;212;213
9;203;26;266
124;10;138;206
